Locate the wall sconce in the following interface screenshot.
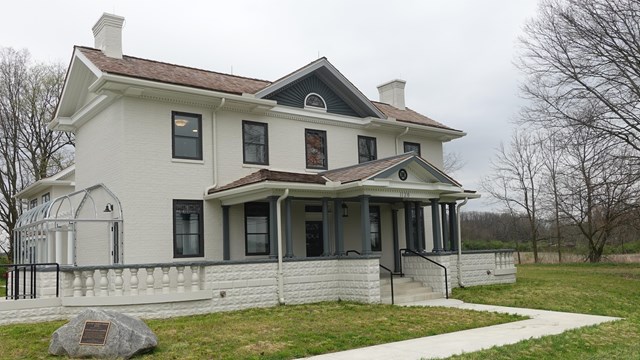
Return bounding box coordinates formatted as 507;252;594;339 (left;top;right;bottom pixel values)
103;203;114;213
342;203;349;217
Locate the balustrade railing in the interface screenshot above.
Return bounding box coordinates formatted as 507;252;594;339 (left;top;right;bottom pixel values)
65;264;203;298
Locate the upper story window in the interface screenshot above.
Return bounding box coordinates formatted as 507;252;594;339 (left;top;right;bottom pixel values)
245;202;270;256
304;93;326;111
29;199;37;209
42;193;50;204
370;206;381;252
172;112;202;160
358;136;377;163
404;142;421;156
243;121;269;165
305;129;328;170
173;200;204;258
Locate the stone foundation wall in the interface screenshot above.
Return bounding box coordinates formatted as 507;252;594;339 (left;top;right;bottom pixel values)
0;257;381;325
402;251;517;294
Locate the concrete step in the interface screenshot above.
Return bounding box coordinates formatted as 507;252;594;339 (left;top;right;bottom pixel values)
379;276;413;286
381;291;443;304
379;275;443;305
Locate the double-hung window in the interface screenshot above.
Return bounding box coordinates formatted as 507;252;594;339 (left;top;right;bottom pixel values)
243;121;269;165
370;206;381;252
245;202;270;255
358;136;377;163
172;112;202;160
29;199;37;209
173;200;204;258
42;193;50;204
403;142;421;156
305;129;328;169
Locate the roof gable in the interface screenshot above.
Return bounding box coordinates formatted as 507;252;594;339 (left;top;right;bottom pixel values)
264;73;360;117
255;58;385;119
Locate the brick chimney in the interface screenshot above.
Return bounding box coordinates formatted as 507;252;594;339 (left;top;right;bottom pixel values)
377;79;406;110
92;13;125;59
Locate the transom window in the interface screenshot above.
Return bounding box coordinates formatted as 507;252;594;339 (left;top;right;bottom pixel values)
305;129;328;169
172;112;202;160
404;142;421;156
173;200;204;258
358;136;377;163
243;121;269;165
245;202;270;255
304;93;326;110
370;206;381;252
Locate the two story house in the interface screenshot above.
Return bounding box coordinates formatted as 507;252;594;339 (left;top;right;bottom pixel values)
9;14;515;317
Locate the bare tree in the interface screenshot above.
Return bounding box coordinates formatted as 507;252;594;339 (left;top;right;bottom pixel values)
482;130;545;262
519;0;640;154
556;124;639;262
0;47;72;259
443;151;465;174
537;130;565;262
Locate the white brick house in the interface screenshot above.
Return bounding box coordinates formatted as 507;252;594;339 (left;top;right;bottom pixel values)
5;13;514;321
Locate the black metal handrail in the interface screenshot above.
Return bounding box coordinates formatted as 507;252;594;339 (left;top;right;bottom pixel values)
399;249;449;299
345;250;397;305
1;263;59;300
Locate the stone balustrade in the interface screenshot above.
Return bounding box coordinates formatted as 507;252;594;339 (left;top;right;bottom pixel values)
64;263;203;299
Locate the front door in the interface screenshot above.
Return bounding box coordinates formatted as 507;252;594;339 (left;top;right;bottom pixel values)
306;221;323;257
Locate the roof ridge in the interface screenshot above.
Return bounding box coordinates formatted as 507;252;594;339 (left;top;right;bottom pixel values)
75;46;273;86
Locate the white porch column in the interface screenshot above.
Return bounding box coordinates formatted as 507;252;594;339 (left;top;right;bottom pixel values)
55;230;64;264
47;231;55;263
66;227;75;265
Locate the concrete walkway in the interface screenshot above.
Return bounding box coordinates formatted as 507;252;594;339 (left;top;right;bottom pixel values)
303;299;620;360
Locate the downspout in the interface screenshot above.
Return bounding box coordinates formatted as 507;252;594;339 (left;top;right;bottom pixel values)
203;98;226;196
395;127;409;155
276;189;290;304
456;197;468;288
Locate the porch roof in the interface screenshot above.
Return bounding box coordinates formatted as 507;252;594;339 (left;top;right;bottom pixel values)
206;154;475;205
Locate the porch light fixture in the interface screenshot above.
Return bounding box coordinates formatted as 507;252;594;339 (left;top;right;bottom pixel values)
103;203;114;213
342;203;349;217
174;118;189;127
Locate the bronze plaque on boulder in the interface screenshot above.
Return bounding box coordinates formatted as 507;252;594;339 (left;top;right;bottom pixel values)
79;321;111;346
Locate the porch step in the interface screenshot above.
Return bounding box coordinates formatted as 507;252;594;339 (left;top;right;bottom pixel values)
380;276;443;305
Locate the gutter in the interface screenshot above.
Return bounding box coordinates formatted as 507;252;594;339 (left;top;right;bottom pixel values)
395;127;409;155
203;98;226;197
456;197;469;287
276;189;290;304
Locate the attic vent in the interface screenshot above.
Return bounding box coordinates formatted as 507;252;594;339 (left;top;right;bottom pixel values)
304;93;326;110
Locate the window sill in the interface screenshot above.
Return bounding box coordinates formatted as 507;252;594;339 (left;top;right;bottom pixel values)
243;164;270;169
172;158;205;165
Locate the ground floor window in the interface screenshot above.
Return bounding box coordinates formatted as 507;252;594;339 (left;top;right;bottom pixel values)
173;200;204;257
370;206;381;251
245;202;270;255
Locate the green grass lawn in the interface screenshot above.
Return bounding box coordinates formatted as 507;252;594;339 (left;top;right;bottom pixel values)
449;263;640;359
0;301;521;359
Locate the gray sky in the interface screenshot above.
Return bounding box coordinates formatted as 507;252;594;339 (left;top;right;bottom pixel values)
2;0;540;211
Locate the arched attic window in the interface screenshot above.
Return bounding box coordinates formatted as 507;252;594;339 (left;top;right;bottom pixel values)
304;93;327;112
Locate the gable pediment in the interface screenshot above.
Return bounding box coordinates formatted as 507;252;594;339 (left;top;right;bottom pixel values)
263;73;360;117
371;157;460;186
255;58;385;119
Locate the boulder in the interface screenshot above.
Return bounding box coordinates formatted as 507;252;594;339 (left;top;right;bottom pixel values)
49;308;157;359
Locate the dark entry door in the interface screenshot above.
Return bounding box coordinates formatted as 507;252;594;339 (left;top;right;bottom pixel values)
306;221;323;257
